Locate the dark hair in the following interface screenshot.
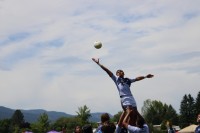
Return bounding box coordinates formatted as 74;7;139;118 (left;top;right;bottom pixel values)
116;69;123;75
101;122;116;133
101;113;110;123
82;124;92;133
197;113;200;123
137;116;145;128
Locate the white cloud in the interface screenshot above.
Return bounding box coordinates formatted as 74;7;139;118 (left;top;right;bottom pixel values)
0;0;200;115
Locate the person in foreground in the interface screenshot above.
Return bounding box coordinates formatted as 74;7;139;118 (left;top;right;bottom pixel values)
116;110;149;133
195;113;200;133
92;58;154;125
167;122;175;133
101;121;116;133
95;113;111;133
82;124;93;133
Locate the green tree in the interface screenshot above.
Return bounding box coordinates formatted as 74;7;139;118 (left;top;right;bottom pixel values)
179;95;188;128
11;110;24;126
195;91;200;116
53;117;81;132
111;111;123;123
10;110;25;133
141;99;152;118
188;94;196;123
142;99;178;127
31;112;50;133
142;99;165;125
0;119;11;133
179;94;196;128
165;105;179;125
76;105;91;125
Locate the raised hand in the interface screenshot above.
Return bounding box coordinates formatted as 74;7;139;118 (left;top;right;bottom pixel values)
146;74;154;78
92;58;99;64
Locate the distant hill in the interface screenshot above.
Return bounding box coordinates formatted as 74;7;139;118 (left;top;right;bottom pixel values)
0;106;14;119
0;106;74;123
0;106;113;123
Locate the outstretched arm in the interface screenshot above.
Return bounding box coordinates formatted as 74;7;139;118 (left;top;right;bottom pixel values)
92;58;113;77
135;74;154;82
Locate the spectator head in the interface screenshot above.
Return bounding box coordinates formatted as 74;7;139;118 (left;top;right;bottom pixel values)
82;124;92;133
101;113;110;123
101;122;116;133
74;125;82;133
168;122;173;128
197;113;200;123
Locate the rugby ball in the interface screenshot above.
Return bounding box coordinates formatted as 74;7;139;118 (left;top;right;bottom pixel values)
94;41;102;49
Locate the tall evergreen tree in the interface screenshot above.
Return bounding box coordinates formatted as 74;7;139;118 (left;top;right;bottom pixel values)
179;95;189;128
10;110;25;133
179;94;196;128
195;91;200;115
188;94;196;123
11;110;24;126
165;105;179;125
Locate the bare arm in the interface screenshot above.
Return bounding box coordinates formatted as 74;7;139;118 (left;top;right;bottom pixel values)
135;74;154;81
117;111;126;127
122;110;132;128
92;58;113;77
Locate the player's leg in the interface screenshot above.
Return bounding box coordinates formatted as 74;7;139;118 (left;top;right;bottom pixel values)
120;99;137;126
126;106;137;126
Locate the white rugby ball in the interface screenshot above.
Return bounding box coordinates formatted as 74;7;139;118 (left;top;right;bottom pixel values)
94;41;102;49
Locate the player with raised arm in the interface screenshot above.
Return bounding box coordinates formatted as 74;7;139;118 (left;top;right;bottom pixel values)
92;58;154;126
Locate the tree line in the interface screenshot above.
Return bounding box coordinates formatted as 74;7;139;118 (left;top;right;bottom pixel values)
0;105;93;133
140;91;200;132
0;91;200;133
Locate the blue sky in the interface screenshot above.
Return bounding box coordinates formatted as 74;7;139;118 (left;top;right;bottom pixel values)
0;0;200;115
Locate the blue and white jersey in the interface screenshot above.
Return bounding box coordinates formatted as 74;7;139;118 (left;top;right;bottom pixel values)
127;124;149;133
111;75;137;107
168;128;175;133
95;125;102;133
115;125;121;133
116;124;149;133
195;125;200;133
111;75;135;97
115;125;128;133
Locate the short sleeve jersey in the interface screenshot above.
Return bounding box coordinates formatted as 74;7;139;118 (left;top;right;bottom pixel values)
195;125;200;133
95;125;102;133
168;128;175;133
111;74;135;97
115;125;128;133
127;124;149;133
